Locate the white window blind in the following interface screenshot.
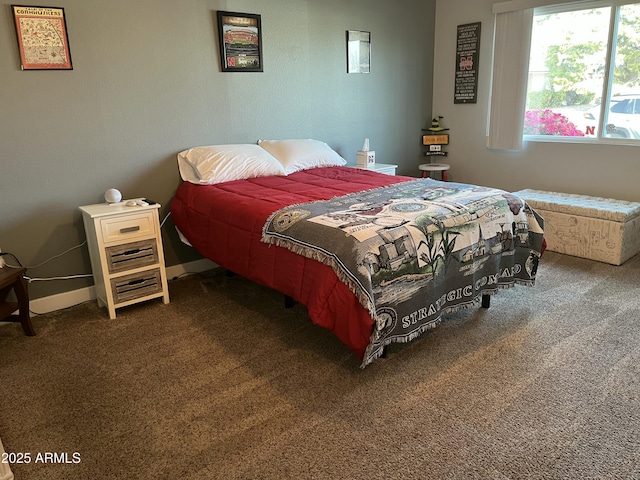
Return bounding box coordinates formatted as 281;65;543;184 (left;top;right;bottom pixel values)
486;8;533;150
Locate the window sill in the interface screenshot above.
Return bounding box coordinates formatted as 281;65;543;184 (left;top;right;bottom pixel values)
524;135;639;147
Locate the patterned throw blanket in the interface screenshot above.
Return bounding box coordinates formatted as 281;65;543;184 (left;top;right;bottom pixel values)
262;179;545;367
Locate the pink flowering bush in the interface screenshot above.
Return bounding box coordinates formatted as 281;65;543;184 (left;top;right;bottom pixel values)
524;109;585;136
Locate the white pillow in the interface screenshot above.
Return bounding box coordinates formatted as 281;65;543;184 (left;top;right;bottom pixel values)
257;139;347;174
177;144;285;184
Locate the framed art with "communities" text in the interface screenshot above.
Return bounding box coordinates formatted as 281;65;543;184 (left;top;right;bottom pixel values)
12;5;73;70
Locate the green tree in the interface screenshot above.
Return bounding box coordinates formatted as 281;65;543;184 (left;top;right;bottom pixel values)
614;5;640;87
546;43;601;95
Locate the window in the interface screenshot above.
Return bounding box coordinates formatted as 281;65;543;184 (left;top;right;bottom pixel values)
524;2;640;141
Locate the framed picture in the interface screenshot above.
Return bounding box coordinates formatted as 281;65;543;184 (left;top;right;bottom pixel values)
11;5;72;70
347;30;370;73
217;11;263;72
454;22;481;104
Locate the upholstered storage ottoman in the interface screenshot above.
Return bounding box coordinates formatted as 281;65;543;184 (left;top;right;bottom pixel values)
514;189;640;265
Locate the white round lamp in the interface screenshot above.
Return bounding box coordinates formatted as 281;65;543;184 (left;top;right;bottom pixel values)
104;188;122;204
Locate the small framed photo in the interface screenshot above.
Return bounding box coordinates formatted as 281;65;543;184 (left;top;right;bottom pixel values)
217;11;263;72
347;30;371;73
11;5;73;70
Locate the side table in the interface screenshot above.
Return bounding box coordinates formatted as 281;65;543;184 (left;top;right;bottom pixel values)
79;200;170;319
419;163;450;181
0;267;36;336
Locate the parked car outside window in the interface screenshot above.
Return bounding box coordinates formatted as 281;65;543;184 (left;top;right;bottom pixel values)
583;95;640;139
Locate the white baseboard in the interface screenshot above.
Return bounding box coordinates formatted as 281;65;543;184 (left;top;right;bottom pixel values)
29;258;218;315
30;285;96;315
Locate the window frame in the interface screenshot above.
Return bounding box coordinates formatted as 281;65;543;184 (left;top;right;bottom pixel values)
487;0;640;149
524;1;640;145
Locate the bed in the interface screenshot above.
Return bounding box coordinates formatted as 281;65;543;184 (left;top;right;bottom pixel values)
170;140;545;367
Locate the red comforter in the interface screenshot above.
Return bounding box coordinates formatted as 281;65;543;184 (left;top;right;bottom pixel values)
170;166;412;360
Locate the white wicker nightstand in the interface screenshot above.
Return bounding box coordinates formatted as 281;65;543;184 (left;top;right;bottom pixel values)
79;200;170;319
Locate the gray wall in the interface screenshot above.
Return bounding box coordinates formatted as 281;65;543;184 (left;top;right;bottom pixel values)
0;0;435;299
433;0;640;203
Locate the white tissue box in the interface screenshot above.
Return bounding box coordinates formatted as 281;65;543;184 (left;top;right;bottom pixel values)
356;150;375;167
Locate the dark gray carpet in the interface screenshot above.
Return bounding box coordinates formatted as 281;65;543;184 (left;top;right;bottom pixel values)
1;251;638;479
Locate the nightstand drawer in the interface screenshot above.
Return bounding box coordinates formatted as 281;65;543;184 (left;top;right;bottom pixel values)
110;268;163;304
100;212;155;243
105;239;158;274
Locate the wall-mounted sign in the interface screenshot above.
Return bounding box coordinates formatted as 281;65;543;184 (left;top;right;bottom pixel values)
454;22;481;104
422;134;449;145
